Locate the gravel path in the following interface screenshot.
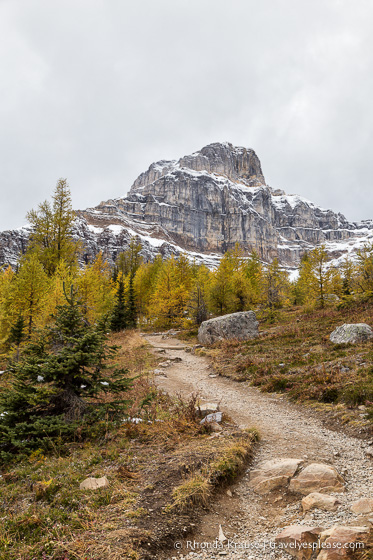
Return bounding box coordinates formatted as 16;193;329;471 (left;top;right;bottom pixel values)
144;334;373;560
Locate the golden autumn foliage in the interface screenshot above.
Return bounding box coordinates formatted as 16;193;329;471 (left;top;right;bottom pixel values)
27;179;80;276
2;182;373;348
76;252;115;322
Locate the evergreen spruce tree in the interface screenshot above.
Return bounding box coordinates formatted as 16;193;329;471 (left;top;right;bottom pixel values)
126;275;137;328
110;278;128;331
112;264;119;283
188;283;208;325
7;314;25;360
0;290;131;461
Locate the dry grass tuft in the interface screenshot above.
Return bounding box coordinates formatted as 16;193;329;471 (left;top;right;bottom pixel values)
210;439;251;482
166;432;256;512
168;473;211;511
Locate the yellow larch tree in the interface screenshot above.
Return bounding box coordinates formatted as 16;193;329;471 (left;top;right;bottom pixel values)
133;256;163;323
27;179;80;276
76;253;115;323
148;256;192;328
0;266;16;344
261;258;291;311
10;251;50;335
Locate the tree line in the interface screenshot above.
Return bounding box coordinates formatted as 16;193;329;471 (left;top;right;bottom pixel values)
1;180;373;354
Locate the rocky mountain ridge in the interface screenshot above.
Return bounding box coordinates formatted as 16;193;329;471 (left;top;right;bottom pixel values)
1;142;372;270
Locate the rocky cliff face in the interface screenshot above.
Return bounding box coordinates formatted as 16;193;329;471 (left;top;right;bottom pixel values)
1;142;372;270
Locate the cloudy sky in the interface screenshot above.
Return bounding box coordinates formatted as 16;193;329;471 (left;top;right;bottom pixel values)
1;0;372;230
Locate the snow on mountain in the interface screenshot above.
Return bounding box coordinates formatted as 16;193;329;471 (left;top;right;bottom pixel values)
1;142;372;272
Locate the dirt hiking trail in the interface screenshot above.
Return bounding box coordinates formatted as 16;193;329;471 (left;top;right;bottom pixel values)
144;334;373;560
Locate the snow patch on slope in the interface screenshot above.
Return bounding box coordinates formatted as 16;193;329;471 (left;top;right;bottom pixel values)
272;193;318;210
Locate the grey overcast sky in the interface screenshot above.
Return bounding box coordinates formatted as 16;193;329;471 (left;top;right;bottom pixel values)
1;0;373;230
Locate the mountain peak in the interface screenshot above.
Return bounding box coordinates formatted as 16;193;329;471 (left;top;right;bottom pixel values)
130;142;265;193
178;142;265;187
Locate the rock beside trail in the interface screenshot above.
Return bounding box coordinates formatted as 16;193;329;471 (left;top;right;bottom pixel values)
200;412;223;425
196;403;219;417
366;448;373;459
158;360;171;368
330;323;373;344
350;498;373;515
249;458;303;495
317;525;370;559
275;525;324;559
218;524;228;544
290;463;345;495
198;311;259;345
209;421;223;432
302;492;340;513
80;476;109;490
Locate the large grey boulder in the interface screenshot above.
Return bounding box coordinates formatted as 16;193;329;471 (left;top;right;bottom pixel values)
198;311;259;345
330;323;373;344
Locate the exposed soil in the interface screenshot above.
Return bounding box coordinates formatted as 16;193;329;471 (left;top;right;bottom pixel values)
126;427;254;559
144;334;373;560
